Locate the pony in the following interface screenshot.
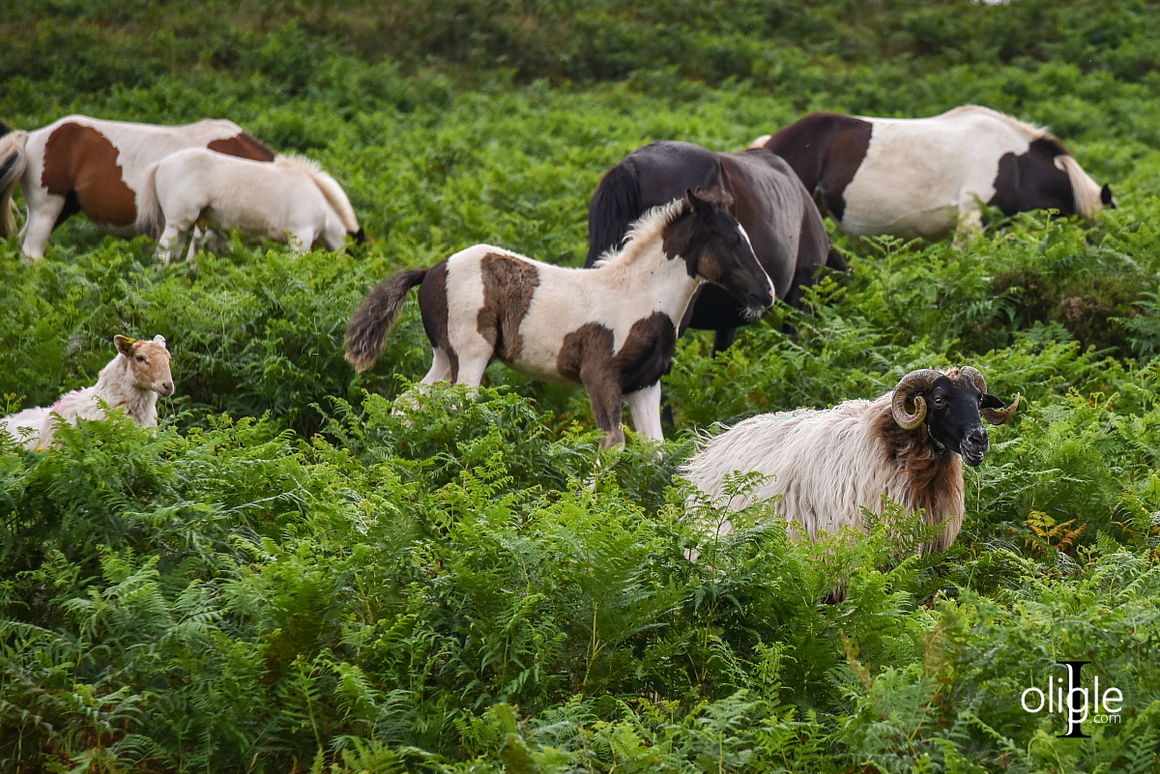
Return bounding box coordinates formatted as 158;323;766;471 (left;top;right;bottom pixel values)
136;149;363;262
345;188;775;447
586;140;842;352
0;115;274;258
0;335;174;450
751;105;1115;241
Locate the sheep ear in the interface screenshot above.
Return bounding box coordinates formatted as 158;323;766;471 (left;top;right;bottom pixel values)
114;335;136;356
981;393;1004;409
152;334;167;348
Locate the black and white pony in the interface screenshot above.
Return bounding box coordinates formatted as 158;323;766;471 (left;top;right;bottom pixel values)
751;105;1115;241
586;140;841;352
345;188;774;447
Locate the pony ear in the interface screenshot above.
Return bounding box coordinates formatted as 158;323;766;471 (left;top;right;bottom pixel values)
114;335;136;356
685;187;716;217
152;334;168;348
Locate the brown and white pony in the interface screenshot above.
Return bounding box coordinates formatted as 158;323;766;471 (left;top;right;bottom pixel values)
136;149;363;262
0;115;274;258
345;188;775;447
751;105;1115;241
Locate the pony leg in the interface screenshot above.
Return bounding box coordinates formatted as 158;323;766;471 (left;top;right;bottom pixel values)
712;328;737;353
156;221;189;264
421;348;453;385
19;193;65;259
288;229;315;256
580;365;625;448
454;356;489;388
626;382;664;442
394;348;455;417
953;205;984;248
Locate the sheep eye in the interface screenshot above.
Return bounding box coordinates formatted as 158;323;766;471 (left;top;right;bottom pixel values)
136;355;147;363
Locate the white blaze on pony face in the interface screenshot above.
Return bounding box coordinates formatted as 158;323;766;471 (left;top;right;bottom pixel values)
115;334;174;397
734;221;774;319
840;110;1034;240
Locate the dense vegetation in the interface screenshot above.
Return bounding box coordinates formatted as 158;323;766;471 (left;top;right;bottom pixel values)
2;0;1159;770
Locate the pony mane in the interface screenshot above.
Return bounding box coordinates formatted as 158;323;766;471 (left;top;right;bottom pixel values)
591;196;689;269
275;153;360;233
1056;154;1103;218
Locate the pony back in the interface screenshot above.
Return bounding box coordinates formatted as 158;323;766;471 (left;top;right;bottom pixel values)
277;154;360;234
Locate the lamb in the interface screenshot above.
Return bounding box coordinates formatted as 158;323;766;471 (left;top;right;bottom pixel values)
682;367;1020;554
0;335;174;449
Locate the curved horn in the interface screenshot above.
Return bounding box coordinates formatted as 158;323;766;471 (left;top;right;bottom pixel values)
960;365;987;394
961;365;1021;424
983;393;1022;425
890;368;943;430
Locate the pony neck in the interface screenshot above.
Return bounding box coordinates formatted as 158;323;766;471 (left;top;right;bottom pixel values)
95;355;158;421
592;198;703;314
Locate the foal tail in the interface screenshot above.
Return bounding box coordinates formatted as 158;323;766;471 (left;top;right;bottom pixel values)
135;162;164;239
585;161;642;266
344;268;428;372
0;128;29;239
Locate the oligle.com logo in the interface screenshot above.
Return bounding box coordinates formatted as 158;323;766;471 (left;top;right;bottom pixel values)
1021;661;1123;737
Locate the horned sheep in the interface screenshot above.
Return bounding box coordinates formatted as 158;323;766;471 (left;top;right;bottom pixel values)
0;335;174;450
682;367;1020;554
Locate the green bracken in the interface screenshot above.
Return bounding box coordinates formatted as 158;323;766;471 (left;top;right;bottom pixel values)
1;1;1159;771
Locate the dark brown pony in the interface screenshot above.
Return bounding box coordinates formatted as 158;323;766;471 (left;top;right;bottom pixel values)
586;140;843;352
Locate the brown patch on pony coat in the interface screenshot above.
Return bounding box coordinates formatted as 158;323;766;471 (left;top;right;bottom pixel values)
476;253;540;361
873;408;965;553
557;322;621;442
41;122;137;226
761;112;872;221
557;312;678;446
206;132;276;162
417;261;458;379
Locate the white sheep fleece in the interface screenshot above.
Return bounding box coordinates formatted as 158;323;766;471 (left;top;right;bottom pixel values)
681;392;964;552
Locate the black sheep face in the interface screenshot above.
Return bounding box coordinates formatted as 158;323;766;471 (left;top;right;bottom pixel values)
922;375;1006;466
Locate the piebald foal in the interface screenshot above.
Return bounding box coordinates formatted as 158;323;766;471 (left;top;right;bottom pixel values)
345;188;775;447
